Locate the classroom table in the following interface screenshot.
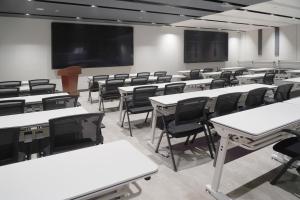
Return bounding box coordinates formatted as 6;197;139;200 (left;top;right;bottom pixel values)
88;74;185;81
0;92;69;104
248;68;275;74
0;140;158;200
206;102;300;200
236;73;265;84
116;79;213;124
221;67;246;72
177;70;221;79
149;84;276;144
285;69;300;78
283;77;300;83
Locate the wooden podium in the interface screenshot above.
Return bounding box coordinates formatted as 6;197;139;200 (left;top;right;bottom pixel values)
57;66;82;95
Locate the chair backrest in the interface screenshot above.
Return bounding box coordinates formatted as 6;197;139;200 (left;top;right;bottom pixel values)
210;79;226;89
0;128;20;166
137;72;150;77
30;83;56;95
0;100;25;116
0;88;20;98
274;83;294;102
190;69;200;80
102;79;125;96
131;86;158;107
220;71;232;84
0;81;21;88
49;113;104;154
91;75;109;90
157;75;172;83
175;97;209;125
214;92;242;116
29;79;50;87
164;83;186;95
42;95;79;111
233;70;244;78
263;72;275;85
154;71;167;77
203;68;214;73
130;77;148;86
114;74;129;80
245;88;268;109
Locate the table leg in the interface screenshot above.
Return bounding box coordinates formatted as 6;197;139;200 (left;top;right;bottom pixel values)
151;106;158;144
118;93;125;125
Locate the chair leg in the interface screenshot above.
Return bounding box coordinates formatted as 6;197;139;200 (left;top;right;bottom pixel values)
166;133;177;172
270;156;299;185
155;131;165;153
191;134;197;143
185;135;191;145
101;98;105;112
203;129;214;159
89;91;92;103
121;111;126;127
144;112;150;124
206;124;216;153
126;112;133;137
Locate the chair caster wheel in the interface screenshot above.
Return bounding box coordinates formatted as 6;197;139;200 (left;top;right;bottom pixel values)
144;177;151;181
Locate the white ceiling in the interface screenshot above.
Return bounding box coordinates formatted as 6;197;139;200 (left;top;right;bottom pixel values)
174;0;300;31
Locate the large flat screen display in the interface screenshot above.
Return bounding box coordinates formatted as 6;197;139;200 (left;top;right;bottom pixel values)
184;30;228;63
51;22;134;69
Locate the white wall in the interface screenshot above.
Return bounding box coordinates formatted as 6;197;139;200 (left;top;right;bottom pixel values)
0;16;240;82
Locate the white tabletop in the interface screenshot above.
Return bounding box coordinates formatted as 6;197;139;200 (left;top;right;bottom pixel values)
221;67;245;71
0;93;69;104
285;70;300;73
284;97;300;105
236;73;265;79
150;84;276;107
211;102;300;137
284;77;300;83
0;140;158;200
248;68;274;72
118;79;213;94
0;107;88;129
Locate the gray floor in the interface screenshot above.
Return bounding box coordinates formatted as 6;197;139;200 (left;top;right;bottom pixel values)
82;92;300;200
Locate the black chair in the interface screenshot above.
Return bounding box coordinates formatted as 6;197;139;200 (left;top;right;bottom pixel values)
164;83;186;95
154;71;167;77
0;88;20;98
30;83;56;95
190;69;201;80
0;81;21;88
47;113;104;154
262;72;275;85
230;70;244;86
137;72;150;78
130;77;148;86
155;97;214;171
0;128;21;166
0;100;25;116
211;92;242;117
157;75;172;83
265;83;294;104
210;79;226;89
270;129;300;185
42;95;79;111
114;74;129;80
122;86;158;136
220;71;232;86
203;68;214;73
89;75;109;103
29;79;49;87
99;79;125;111
244;88;268;109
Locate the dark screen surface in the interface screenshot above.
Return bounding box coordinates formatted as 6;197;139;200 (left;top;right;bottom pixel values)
184;30;228;63
51;22;134;69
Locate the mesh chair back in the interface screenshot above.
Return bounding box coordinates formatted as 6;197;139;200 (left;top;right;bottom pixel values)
164;83;186;95
0;81;21;88
102;79;125;98
214;92;241;116
42;95;78;111
157;75;172;83
245;88;268;109
30;83;56;95
0;128;20;166
29;79;49;86
220;71;232;85
130;77;148;86
49;113;104;154
0;100;25;116
90;75;109;91
132;86;158;107
154;71;167;77
263;72;275;85
210;79;226;89
203;68;214;73
190;69;200;80
274;83;294;102
233;70;244;78
0;88;19;98
114;74;129;80
137;72;150;77
175;97;208;125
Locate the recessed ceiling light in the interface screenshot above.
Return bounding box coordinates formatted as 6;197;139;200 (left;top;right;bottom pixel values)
179;14;185;17
76;17;81;20
117;19;122;23
36;8;44;11
140;10;146;13
27;0;32;2
91;5;96;8
25;13;30;16
151;22;156;25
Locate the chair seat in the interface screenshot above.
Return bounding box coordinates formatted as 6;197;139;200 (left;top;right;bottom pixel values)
231;79;239;85
156;115;175;130
54;138;94;153
167;121;205;138
102;92;120;100
128;105;153;114
264;97;276;104
273;137;300;158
